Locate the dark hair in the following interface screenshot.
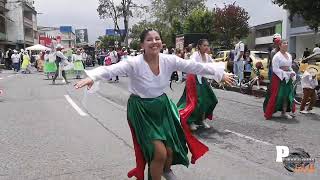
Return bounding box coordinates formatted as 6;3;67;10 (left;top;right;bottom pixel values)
197;39;209;48
139;29;162;43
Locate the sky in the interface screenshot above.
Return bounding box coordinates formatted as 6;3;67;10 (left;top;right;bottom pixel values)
34;0;286;43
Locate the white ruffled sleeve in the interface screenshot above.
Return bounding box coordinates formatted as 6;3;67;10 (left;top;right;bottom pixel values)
175;56;225;82
85;60;132;81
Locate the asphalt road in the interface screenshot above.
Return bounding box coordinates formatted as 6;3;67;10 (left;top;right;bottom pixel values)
0;69;319;180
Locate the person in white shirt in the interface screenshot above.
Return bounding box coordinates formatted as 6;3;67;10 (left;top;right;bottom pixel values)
263;40;296;120
108;47;119;82
312;44;320;54
11;50;21;72
300;67;319;114
177;39;219;131
52;44;69;84
233;35;245;84
75;29;234;180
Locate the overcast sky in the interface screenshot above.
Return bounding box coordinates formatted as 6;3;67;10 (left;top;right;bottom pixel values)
34;0;286;43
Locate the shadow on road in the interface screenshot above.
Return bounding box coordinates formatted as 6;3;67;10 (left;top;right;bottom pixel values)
268;117;300;124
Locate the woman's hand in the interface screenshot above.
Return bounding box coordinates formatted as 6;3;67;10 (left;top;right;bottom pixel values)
74;77;94;90
222;73;236;87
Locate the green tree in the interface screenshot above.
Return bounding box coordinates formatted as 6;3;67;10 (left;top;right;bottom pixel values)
97;0;147;45
98;35;121;49
151;0;206;24
129;39;140;50
130;20;175;47
214;3;250;48
183;8;216;41
273;0;320;32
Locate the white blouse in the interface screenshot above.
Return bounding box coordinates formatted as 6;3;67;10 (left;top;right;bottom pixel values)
86;54;225;98
72;54;83;62
190;52;214;84
272;52;295;82
190;52;214;63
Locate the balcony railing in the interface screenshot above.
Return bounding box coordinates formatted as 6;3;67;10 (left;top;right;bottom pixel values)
25;35;34;43
24;17;33;27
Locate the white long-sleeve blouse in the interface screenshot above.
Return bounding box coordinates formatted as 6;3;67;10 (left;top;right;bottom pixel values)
86;54;225;98
272;52;295;83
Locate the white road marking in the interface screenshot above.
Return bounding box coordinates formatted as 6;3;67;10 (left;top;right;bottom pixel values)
0;77;3;80
224;129;273;146
64;95;88;116
7;75;14;78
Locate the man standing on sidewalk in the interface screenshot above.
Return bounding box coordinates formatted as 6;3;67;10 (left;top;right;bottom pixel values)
109;47;119;82
233;35;244;85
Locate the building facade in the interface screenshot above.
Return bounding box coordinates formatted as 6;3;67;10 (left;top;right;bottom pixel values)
1;0;38;50
0;0;9;50
38;26;76;49
286;14;320;59
250;21;283;51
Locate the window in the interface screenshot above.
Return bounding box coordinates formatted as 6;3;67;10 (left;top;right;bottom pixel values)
216;52;223;58
0;16;5;33
256;27;276;38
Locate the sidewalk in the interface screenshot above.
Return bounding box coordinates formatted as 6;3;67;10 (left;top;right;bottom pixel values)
217;84;320;107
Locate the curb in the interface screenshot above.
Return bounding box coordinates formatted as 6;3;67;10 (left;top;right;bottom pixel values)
214;85;320;107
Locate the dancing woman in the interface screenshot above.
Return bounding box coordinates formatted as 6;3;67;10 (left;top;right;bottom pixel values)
177;39;218;131
75;29;234;180
263;40;296;120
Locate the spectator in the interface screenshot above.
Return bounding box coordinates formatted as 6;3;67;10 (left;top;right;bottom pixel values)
312;44;320;54
162;44;169;54
11;50;21;72
243;50;253;80
233;35;245;85
303;48;311;58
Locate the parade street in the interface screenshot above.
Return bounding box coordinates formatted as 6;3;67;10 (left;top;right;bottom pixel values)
0;70;319;180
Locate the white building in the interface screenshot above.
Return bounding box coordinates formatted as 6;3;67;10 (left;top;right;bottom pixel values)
3;0;38;49
285;14;320;58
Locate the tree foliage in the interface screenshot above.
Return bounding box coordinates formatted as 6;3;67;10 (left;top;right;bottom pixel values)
214;3;250;48
151;0;206;24
97;0;147;45
98;35;121;50
273;0;320;32
130;20;175;48
183;8;216;41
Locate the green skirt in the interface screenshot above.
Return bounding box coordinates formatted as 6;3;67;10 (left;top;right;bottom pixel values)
263;78;294;114
127;94;189;167
73;61;84;71
44;62;57;73
177;76;218;125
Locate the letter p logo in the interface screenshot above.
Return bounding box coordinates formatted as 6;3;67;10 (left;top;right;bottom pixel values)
276;146;289;162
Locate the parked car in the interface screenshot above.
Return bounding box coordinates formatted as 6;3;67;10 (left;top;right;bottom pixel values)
214;50;270;81
250;51;269;82
213;50;233;72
